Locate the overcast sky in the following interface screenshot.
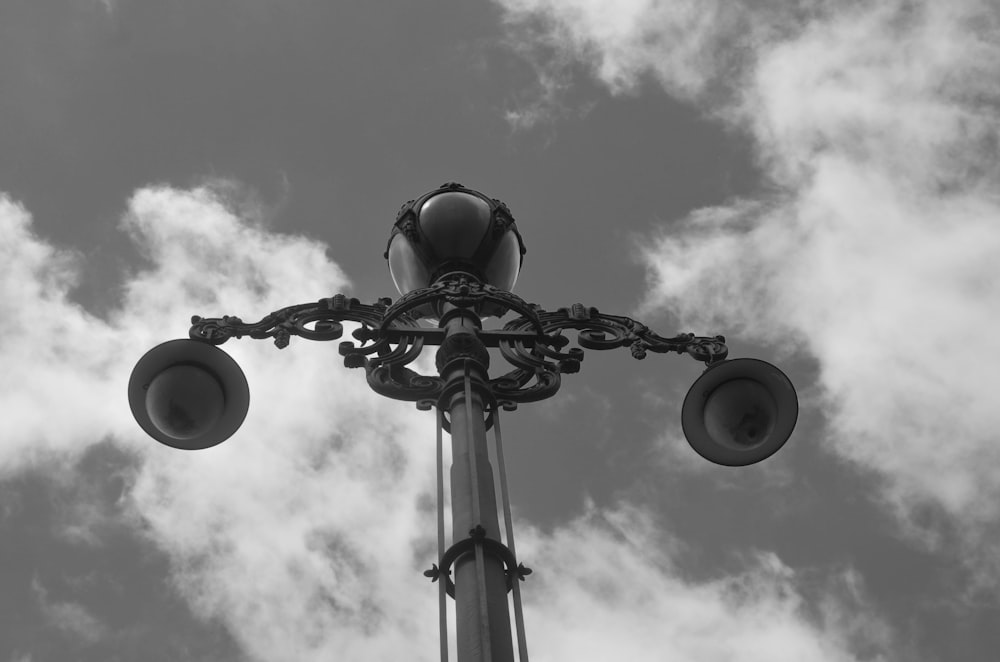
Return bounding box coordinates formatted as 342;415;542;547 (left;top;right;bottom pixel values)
1;1;998;660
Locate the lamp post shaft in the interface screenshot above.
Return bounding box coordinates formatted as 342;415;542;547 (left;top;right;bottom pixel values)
448;389;514;662
438;306;515;662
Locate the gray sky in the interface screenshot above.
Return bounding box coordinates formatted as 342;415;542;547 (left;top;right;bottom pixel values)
1;1;998;660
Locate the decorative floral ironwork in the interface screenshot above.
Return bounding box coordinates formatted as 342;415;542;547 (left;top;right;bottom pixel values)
188;276;728;409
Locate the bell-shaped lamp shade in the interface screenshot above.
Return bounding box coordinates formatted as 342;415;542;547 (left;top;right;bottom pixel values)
681;358;798;466
387;186;523;296
128;339;250;450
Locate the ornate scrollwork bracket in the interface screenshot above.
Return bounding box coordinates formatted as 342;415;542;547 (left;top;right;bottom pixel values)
188;277;728;409
489;301;727;409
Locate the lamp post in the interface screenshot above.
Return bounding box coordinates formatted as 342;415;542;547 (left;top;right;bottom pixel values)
129;182;798;662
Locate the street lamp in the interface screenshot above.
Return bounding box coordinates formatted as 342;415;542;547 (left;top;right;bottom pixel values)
129;181;798;662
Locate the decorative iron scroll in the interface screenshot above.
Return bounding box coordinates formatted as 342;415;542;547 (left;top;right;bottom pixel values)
188;280;728;408
190;293;445;404
190;293;392;348
489;302;727;408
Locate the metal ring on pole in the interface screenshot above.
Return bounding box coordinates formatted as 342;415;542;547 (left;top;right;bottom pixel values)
437;408;498;434
427;526;531;599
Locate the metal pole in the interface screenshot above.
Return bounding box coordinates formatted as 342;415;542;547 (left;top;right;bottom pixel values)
436;408;449;662
437;305;514;662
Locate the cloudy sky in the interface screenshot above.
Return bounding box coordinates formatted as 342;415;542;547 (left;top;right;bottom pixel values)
1;0;998;660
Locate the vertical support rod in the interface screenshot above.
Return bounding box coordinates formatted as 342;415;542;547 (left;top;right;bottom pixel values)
437;305;514;662
492;409;529;662
436;408;449;662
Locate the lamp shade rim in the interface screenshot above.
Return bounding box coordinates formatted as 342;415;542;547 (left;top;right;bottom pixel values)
681;358;798;467
128;339;250;450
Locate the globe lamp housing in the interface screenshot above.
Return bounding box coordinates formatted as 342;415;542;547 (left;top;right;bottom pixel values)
681;358;798;466
385;183;525;306
128;339;250;450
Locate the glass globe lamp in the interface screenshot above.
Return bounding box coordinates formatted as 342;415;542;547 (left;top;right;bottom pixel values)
385;183;525;316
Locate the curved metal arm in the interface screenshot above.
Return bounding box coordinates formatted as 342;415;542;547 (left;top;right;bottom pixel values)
189;293;393;348
504;302;726;363
489;302;726;407
189;293;446;406
187;280;728;409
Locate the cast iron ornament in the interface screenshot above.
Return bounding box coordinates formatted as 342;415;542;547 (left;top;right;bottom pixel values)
188;275;728;411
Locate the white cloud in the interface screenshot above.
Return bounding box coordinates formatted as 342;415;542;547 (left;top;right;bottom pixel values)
496;0;806;126
500;0;742;99
1;185;441;659
494;0;1000;575
0;185;882;659
519;503;888;661
0;196;126;470
116;186;441;660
